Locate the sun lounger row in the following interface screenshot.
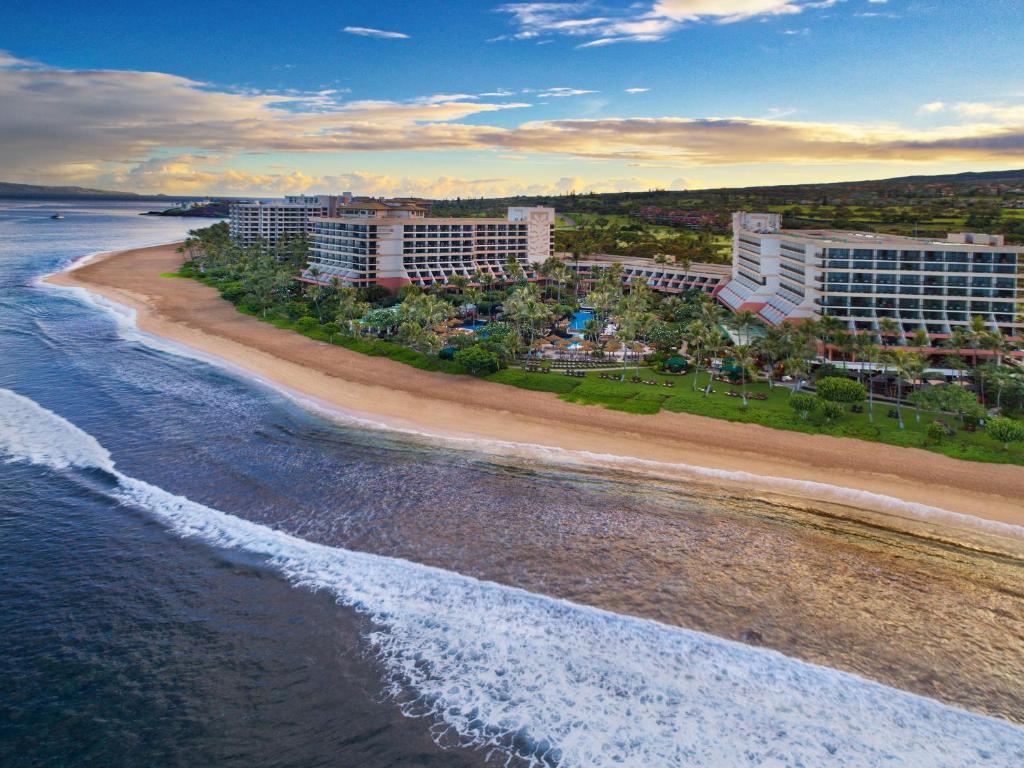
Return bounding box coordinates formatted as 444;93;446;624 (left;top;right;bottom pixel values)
595;373;675;388
723;391;767;400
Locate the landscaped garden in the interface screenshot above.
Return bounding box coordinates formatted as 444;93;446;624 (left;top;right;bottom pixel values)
175;222;1024;466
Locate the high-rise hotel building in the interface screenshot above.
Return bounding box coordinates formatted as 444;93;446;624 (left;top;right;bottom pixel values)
229;195;341;245
718;212;1022;342
304;203;556;289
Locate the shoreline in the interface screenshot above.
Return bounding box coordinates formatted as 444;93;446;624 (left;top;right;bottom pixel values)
44;242;1024;534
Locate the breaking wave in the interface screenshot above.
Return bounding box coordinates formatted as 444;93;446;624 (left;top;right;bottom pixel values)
2;386;1023;767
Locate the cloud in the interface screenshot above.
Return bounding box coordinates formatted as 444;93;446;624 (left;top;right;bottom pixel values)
342;26;409;39
0;51;37;68
949;102;1024;123
495;3;683;45
494;0;836;46
0;54;530;181
110;160;654;198
653;0;806;23
536;86;597;97
919;101;1024;124
625;88;650;94
490;116;1024;166
3;52;1024;194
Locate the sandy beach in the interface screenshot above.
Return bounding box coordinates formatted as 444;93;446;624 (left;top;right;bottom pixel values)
45;242;1024;529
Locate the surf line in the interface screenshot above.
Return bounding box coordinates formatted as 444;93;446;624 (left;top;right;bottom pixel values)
2;385;1023;768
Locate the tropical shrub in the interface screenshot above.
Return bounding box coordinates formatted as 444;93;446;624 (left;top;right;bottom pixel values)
283;300;310;320
926;422;947;445
663;356;688;374
816;377;867;404
295;316;319;333
986;416;1024;449
219;281;247;302
789;392;817;420
910;385;983;423
811;399;845;425
454;345;501;376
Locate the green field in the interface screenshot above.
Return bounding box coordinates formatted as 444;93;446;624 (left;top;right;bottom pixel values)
559;212;732;260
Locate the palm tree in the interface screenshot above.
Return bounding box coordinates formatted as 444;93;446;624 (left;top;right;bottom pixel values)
943;352;966;388
588;288;618;325
335;288;370;339
504;285;551;350
703;329;729;396
504;254;525;286
731;309;757;345
551;262;571;304
878;316;899;348
448;273;469;295
732;345;756;407
660;295;685;323
966;314;989;369
684;320;710;391
817;315;845;361
911;328;930;350
887;349;927;428
604;337;623;373
463;286;483;317
753;325;792;389
697;294;725;328
861;339;881;423
785;355;811;394
983;329;1009;368
631;340;647;379
836;331;856;372
615;320;639;381
984;364;1017;411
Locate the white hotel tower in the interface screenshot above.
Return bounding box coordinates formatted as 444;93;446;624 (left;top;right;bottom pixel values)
228;195;341;245
718;212;1023;344
304;202;556;289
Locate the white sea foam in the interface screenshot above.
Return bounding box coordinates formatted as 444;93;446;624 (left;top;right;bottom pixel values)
2;386;1023;767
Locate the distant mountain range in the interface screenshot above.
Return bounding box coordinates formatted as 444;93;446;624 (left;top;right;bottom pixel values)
4;168;1024;203
729;168;1024;192
0;181;165;200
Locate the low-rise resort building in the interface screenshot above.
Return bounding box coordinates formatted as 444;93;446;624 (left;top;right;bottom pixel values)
718;212;1023;345
564;254;729;296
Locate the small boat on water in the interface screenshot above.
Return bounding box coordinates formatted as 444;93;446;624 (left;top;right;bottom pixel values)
50;213;64;220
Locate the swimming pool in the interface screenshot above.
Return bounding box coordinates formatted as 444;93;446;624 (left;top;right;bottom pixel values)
569;310;594;333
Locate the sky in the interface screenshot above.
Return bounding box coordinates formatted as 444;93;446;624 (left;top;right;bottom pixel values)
2;0;1023;198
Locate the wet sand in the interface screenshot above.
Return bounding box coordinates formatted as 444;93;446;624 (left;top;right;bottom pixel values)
46;243;1024;528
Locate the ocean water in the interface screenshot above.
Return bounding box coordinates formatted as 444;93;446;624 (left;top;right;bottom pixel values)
2;200;1024;767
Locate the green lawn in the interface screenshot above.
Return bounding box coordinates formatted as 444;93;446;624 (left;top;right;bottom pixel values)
488;367;1024;465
